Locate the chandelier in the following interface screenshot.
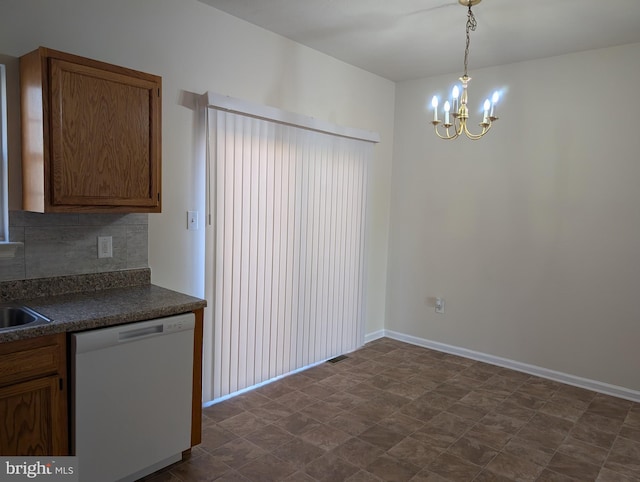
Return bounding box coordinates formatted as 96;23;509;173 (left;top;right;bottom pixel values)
431;0;499;140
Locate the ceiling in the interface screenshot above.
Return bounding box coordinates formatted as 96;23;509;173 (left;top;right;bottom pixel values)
198;0;640;82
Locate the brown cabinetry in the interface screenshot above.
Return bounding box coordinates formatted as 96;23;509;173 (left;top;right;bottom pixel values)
20;47;162;213
0;334;68;455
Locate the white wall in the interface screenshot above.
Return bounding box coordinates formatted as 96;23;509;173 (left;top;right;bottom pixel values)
388;42;640;393
0;0;395;334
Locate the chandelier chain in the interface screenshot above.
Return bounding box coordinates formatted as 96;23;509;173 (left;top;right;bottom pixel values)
463;4;477;78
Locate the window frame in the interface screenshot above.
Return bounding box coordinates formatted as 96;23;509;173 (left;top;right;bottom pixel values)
0;63;22;258
0;63;8;243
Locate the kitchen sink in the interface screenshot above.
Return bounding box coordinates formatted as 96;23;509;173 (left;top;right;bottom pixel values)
0;305;51;331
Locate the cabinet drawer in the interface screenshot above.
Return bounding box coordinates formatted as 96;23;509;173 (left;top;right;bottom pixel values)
0;344;60;387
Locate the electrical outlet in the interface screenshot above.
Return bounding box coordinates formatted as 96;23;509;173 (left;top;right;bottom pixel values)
187;210;199;231
435;297;445;314
98;236;113;258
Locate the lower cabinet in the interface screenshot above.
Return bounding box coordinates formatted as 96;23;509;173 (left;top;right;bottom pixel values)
0;333;68;456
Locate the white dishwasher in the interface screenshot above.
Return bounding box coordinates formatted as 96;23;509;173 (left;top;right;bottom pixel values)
72;313;195;482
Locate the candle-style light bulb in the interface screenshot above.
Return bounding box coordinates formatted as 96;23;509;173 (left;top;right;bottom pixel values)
431;96;439;122
490;91;499;118
444;101;451;125
451;86;460;114
483;99;491;124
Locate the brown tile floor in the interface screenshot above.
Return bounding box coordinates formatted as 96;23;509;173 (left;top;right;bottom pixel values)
146;338;640;481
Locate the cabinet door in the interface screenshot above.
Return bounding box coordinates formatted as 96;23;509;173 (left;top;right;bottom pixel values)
49;58;160;209
0;376;66;456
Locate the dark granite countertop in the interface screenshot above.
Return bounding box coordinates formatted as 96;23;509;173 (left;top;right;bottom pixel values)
0;269;206;343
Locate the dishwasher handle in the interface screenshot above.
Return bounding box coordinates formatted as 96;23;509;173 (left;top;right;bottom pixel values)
119;324;163;341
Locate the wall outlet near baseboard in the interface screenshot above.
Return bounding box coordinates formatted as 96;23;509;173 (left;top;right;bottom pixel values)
98;236;113;258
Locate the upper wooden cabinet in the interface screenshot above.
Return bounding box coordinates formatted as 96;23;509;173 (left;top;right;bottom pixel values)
20;47;161;213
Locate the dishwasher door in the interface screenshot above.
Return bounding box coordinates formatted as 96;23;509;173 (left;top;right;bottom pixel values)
72;313;195;482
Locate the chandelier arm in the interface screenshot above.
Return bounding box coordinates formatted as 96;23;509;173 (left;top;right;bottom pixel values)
433;122;460;140
462;120;491;140
435;118;492;140
434;125;458;140
455;117;465;137
451;116;466;139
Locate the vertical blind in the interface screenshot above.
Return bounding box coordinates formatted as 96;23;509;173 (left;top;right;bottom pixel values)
204;95;377;402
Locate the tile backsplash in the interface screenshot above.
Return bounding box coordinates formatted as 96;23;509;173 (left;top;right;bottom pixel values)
0;211;148;281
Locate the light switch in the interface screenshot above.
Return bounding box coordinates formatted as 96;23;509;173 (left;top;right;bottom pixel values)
187;211;199;231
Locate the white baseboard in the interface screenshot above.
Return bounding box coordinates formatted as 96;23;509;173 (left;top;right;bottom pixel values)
365;329;640;403
364;329;385;344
